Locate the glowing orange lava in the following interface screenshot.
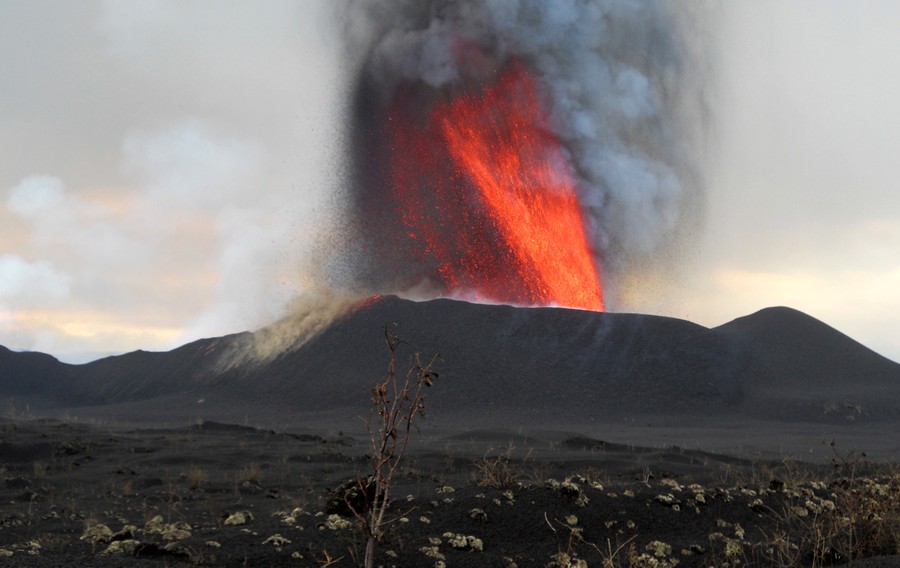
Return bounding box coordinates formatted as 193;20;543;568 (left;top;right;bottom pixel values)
440;66;604;311
385;63;604;311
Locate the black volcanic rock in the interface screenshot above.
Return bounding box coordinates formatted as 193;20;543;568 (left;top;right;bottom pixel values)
1;297;898;426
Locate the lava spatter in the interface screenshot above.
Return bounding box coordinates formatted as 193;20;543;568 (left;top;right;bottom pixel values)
385;63;604;311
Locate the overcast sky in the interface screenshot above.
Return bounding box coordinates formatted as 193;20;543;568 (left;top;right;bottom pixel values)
1;1;898;363
680;1;900;362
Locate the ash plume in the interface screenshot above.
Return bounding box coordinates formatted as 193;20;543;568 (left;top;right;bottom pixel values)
338;0;706;309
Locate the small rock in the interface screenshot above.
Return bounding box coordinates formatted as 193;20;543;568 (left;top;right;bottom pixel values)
262;534;291;546
655;493;681;508
224;511;254;526
101;539;141;555
321;514;352;530
81;523;113;545
144;515;165;532
445;533;484;551
646;540;672;557
419;545;445;560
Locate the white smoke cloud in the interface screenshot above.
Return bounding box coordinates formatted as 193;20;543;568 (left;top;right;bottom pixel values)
339;0;706;304
95;0;179;58
120;119;304;339
7;176;68;218
4;119;315;343
5;176;143;299
0;254;70;308
0;1;345;361
1;118;327;359
121;120;266;211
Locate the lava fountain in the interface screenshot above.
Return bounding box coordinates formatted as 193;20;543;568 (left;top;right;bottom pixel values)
342;1;700;315
367;63;604;311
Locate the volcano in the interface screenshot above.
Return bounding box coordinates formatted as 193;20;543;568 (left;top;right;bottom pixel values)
1;298;898;456
350;63;604;311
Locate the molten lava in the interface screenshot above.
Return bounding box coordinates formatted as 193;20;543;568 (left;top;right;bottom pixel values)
385;63;604;311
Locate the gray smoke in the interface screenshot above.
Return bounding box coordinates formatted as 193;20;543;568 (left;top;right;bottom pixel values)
338;0;706;307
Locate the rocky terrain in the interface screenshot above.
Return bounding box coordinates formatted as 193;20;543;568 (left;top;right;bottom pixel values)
0;418;898;567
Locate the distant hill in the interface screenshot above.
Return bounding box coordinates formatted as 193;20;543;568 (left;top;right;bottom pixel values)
1;297;898;426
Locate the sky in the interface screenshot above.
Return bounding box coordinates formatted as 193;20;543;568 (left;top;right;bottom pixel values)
1;1;899;364
675;2;900;361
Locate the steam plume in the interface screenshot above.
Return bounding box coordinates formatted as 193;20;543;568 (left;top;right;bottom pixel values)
338;0;705;307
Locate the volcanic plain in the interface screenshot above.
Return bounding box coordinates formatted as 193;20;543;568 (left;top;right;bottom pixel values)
1;296;898;566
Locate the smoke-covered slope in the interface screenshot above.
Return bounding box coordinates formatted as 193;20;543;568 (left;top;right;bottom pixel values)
0;298;897;425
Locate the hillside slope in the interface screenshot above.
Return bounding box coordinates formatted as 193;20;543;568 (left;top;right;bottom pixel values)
1;297;897;425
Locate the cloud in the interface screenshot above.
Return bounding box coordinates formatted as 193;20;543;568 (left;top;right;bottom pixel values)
0;1;345;361
95;0;179;58
2;117;324;359
6;176;67;218
0;254;70;308
121;119;265;210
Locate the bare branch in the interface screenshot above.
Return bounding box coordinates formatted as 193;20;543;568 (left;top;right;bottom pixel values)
345;324;441;568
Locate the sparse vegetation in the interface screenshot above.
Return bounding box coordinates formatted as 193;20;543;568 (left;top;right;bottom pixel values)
743;441;900;566
1;414;897;566
344;324;441;568
240;463;262;484
472;444;523;489
186;466;207;490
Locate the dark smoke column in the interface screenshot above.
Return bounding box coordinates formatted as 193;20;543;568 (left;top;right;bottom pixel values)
338;0;705;310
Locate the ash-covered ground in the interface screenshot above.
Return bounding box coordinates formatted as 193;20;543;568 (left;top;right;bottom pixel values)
0;417;898;567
